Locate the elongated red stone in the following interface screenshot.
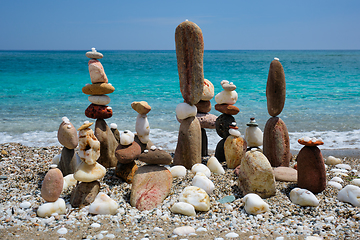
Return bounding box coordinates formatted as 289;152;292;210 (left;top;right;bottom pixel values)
266;59;286;117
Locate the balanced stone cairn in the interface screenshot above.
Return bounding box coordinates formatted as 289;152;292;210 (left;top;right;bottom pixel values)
214;80;247;169
263;58;291;167
244;117;263;150
173;20;204;169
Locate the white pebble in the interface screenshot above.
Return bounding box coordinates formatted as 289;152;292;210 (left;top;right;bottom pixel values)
37;198;66;218
243;193;269;215
335;163;351;170
19;201;31;209
179;186;210;211
330;177;343;183
290;188;319;207
225;232;239;238
153;227;164;232
173;226;195;236
120;130;135;146
63;174;77;191
52;154;61;165
110;123;118;129
57;227;68;235
170;165;187;178
196;227;207;232
325;156;341;165
171;202;196;216
176;102;197;120
207;156;225;175
50;164;58;169
328;181;342;190
89;192;119;215
351;179;360;187
91;223;101;228
106;234;115;239
228;129;240;137
192;172;215;194
337;185;360;207
191;163;211;178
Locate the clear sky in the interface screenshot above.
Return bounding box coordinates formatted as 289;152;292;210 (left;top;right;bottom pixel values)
1;0;359;50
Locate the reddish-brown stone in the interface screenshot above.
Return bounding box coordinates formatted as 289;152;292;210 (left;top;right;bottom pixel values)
266;60;286;117
263;117;291;167
115;161;138;184
215;104;240;115
195;100;211;113
41;168;63;202
115;141;141;164
296;146;326;194
85;103;113;119
175;21;204;105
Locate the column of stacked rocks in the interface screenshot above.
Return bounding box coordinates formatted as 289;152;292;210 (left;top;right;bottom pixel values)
214;80;247;169
173;20;204;169
244;117;263;151
263;58;291;167
82;48;118;169
296;137;326;193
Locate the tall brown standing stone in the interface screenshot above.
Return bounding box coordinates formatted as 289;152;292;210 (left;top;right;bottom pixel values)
266;59;286;117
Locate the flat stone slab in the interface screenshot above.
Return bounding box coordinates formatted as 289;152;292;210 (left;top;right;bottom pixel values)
273;166;297;182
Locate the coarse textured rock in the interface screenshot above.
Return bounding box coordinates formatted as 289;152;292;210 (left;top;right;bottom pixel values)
82;83;115;95
131;101;151;115
238;150;276;198
70;181;100;208
57;119;78;149
179;186;210;211
201;79;214;101
224;135;247;169
196;113;217;129
266;59;286;117
95;119;118;168
263;117;290;167
41;168;64;202
135;114;150;144
88;192;119;215
115;161;138;184
58;147;82;177
173;116;201;169
215;104;239;115
243;193;270;215
175;20;204;105
130;165;172;211
195;100;211;113
138;148;172;165
85;104;113;119
88;59;108;84
215;114;236;139
73;162;106;182
115;141;141;164
215;138;226;162
273;166;297;182
201;128;208;157
296;146;326;194
290;188;319;207
88;95;111;105
37;198;66;218
78;127;100;165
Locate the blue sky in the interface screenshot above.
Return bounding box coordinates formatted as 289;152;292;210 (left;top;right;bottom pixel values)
1;0;359;50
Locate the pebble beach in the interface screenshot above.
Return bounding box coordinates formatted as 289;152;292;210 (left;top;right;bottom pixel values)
1;143;360;240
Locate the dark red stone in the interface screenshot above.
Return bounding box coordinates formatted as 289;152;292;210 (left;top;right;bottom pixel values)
266;60;286;117
215;104;239;115
115;141;141;164
195;100;211;113
85;103;113;119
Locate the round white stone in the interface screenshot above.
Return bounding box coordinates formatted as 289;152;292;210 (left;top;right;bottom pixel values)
120;130;135;146
170;165;187;178
110;123;117;129
88;95;110;105
328;181;342;190
225;232;239;238
191;163;211;178
290;188;319;207
228;128;240;137
179;186;210;212
63;174;78;191
176;102;197;120
243;193;270;215
192;172;215;194
245;126;263;147
89;192;119;215
351;179;360;187
325;156;342;165
57;227;68;235
207;156;225;175
52;154;61;165
170;202;196;216
330;176;343;183
335;164;351;170
136;114;150;144
214;90;238;105
37;198;66;218
337;185;360;207
74;162;106;182
20;201;31;209
173;226;195;236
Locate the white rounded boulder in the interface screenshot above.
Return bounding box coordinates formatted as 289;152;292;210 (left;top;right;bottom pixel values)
176;102;197;120
290;188;319;207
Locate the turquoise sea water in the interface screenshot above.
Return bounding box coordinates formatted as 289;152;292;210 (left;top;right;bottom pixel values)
0;50;359;150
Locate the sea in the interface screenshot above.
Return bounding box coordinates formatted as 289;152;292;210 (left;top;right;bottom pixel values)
0;50;359;152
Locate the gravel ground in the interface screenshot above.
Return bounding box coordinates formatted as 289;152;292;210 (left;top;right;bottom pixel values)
1;143;360;240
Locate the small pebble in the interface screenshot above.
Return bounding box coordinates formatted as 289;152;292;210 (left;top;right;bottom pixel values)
225;232;239;238
19;201;31;209
57;227;68;235
91;223;101;228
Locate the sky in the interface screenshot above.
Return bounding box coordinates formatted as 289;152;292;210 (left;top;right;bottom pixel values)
0;0;359;50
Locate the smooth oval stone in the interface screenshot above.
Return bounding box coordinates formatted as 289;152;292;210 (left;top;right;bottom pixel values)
173;226;196;236
41;168;64;202
238;150;276;198
175;21;204;105
179;186;210;211
89;192;119;215
63;174;77;191
192;172;215;194
73;162;106;182
337;185;360;207
224;135;247;169
70;181;100;208
120;130;135;146
115;161;138;184
136;114;150;144
201;79;214;101
215;90;238;105
58;147;82;177
195;100;211;113
170;165;187;178
173;116;201;169
57;119;78;149
130;165;172;211
207;156;225;174
245;125;263;147
138;149;172;165
328;181;342;189
131;101;151;115
351;179;360;187
86;49;103;59
290;188;319;207
215;104;239;115
115;141;141;164
325;156;342;165
243;193;269;215
215;114;235;139
191;163;211;178
85;104;113;119
176;102;197;120
82;83;115;95
37;198;66;218
266;59;286;116
296;146;326;194
273;166;297;182
215;138;226;162
88;95;110;105
95;119;118;168
263;117;291;167
78;128;100;165
171;202;196;216
88;59;108;84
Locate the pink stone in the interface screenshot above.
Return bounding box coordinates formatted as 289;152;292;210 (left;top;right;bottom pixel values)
41;168;64;202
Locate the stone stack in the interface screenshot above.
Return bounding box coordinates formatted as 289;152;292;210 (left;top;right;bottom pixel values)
263;58;291;167
244;117;263;150
82;48;118;168
173;20;204;169
214;80;247;169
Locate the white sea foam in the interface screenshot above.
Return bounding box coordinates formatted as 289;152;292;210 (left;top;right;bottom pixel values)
0;129;359;151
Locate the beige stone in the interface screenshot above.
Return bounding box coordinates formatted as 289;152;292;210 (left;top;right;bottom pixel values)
131;101;151;115
224;135;247;169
